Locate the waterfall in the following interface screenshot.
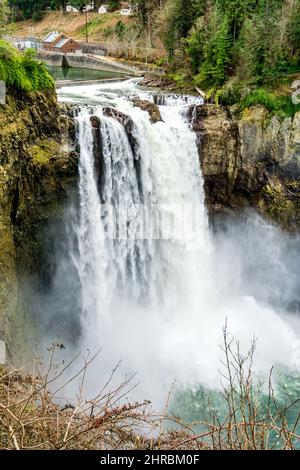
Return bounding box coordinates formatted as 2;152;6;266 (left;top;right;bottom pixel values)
75;100;210;322
58;81;299;404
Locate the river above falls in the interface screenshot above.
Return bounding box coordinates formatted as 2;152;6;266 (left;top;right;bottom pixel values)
47;65;127;83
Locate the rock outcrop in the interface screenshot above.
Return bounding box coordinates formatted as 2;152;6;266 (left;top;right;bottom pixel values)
0;89;78;360
140;74;177;91
191;104;300;230
90;115;101;129
102;107;139;158
132;99;162;124
102;107;143;198
102;107;132;128
191;105;240;215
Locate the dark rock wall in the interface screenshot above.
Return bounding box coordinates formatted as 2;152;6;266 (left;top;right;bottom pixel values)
193;104;300;231
0;89;78;360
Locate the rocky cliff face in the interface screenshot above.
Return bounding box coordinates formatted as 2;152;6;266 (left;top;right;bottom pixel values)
192;104;300;230
0;89;78;360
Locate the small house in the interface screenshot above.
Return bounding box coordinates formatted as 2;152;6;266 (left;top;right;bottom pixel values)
66;5;79;12
42;31;68;52
98;5;108;14
120;8;133;16
54;37;80;54
84;3;94;11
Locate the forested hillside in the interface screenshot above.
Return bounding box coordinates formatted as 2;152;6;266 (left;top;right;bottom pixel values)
2;0;300;112
156;0;300;112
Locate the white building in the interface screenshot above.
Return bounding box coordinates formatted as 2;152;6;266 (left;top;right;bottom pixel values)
120;8;133;16
84;3;94;12
98;5;108;14
66;5;79;12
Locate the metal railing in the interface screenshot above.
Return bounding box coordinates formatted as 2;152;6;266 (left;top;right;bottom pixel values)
3;35;42;50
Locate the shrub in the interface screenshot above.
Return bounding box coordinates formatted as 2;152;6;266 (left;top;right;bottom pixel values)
216;81;243;106
109;0;120;11
1;332;300;450
115;20;126;40
172;71;187;84
0;40;54;93
171;326;300;450
240;88;277;111
32;11;44;23
240;88;300;117
156;57;166;67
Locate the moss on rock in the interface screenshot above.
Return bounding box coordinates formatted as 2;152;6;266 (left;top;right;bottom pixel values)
260;177;300;230
0;89;78;362
192;104;300;231
29;139;61;166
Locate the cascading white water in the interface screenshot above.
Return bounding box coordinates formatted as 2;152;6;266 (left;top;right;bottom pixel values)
59;80;300;405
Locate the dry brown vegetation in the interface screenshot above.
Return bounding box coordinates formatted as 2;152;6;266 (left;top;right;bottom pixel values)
7;11;165;64
8;11;133;42
1;328;300;450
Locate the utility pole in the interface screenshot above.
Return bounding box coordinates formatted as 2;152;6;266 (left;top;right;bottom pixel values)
85;0;89;43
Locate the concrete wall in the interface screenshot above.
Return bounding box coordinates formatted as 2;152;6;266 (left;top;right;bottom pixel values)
38;51;65;66
38;51;142;76
79;42;107;56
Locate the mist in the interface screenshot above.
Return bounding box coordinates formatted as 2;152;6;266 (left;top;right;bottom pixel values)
23;81;300;410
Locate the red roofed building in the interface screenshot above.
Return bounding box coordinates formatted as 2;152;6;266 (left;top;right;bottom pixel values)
42;32;80;53
54;37;80;54
42;32;67;52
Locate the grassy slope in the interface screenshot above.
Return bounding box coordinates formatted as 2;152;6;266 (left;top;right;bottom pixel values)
8;11;136;43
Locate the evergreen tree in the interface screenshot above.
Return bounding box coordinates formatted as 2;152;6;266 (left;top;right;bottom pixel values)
51;1;67;12
0;0;8;29
8;0;49;20
68;0;86;12
172;0;201;38
132;1;163;26
215;0;250;40
289;1;300;63
238;5;282;83
197;7;232;87
162;0;204;58
108;0;120;11
187;17;205;72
